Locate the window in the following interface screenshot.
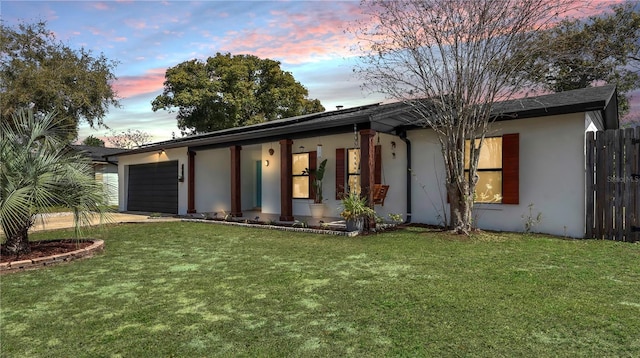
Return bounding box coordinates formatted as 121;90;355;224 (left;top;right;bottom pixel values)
335;146;382;199
464;137;503;203
292;152;310;198
347;148;361;194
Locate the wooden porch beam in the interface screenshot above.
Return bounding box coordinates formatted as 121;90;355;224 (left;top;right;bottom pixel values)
279;139;294;221
187;150;196;213
230;145;242;217
360;129;376;228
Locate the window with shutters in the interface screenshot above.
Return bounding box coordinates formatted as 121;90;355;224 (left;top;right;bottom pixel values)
336;145;382;199
292;153;310;198
463;134;519;204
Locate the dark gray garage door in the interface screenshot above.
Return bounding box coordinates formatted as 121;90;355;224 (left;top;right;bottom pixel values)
127;161;178;214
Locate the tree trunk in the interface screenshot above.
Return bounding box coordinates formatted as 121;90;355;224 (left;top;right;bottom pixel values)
447;181;473;234
1;218;32;256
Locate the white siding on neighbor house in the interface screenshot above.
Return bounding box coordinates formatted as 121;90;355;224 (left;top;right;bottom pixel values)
117;148;188;214
259;132;408;221
102;164;119;206
408;112;588;238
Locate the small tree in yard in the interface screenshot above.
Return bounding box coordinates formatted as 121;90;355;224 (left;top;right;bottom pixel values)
0;109;109;256
352;0;582;234
105;129;152;149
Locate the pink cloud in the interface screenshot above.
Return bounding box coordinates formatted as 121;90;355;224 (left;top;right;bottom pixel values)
112;68;166;99
212;2;362;64
124;19;147;30
93;2;109;11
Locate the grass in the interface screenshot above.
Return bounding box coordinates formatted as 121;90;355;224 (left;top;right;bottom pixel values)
1;222;639;357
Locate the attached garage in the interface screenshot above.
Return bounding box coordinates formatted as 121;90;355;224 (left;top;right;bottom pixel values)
127;161;178;214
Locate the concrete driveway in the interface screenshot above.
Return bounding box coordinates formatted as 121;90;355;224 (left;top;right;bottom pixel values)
29;212;180;232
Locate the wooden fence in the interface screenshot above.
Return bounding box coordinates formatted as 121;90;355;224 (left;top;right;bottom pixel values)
585;128;640;242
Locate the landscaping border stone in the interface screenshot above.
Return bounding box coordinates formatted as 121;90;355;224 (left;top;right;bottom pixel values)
0;239;104;274
181;218;362;236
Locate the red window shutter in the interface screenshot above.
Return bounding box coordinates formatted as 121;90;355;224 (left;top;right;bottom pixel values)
502;133;519;204
336;148;345;199
309;151;317;200
374;145;382;184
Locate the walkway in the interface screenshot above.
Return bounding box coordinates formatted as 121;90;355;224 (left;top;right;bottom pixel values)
29;212;179;233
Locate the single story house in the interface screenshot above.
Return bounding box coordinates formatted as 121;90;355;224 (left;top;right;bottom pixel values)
115;85;618;238
72;145;121;206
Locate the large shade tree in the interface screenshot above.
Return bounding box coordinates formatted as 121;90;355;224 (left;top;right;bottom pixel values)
152;53;325;135
0;21;120;139
352;0;581;233
524;2;640;117
0;109;110;256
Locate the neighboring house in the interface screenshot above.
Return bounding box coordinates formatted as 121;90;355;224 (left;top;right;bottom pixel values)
72;145;121;206
115;85;618;238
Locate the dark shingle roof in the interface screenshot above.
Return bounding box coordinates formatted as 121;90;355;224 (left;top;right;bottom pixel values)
116;85;618;156
72;145;121;163
492;85;617;126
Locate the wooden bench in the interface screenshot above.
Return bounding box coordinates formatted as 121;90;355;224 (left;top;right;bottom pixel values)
373;184;390;206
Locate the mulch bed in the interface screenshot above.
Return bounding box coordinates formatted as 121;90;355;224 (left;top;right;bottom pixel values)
0;240;92;264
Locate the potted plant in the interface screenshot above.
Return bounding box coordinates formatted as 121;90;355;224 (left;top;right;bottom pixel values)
339;190;377;232
304;158;328;218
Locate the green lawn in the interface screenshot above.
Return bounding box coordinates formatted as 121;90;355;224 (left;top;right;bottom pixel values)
2;222;639;357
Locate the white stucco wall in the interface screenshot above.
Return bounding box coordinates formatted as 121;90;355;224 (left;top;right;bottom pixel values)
117;148;188;214
193;148;231;214
408;112;588;237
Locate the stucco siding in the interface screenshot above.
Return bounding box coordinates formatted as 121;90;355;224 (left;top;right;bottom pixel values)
408;113;587;237
193;148;231;214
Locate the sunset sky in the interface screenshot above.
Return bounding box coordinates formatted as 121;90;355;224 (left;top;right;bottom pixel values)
2;0;636;144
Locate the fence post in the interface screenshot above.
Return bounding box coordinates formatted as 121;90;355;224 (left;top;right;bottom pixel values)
595;131;606;239
585;131;595;239
623;128;633;241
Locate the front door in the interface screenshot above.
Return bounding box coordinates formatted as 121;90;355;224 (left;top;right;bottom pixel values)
255;160;262;208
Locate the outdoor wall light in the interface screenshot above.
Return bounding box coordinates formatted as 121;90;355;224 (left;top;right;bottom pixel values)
178;164;185;182
159;149;165;155
264;159;270;167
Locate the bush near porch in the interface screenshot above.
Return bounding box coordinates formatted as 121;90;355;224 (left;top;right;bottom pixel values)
1;222;639;357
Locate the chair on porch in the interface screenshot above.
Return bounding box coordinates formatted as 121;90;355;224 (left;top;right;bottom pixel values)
372;184;390;206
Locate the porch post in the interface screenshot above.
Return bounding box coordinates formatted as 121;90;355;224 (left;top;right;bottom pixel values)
230;145;242;217
279;139;294;221
360;129;376;228
187;150;196;213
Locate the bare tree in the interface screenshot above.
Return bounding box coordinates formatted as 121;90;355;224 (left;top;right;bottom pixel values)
105;129;152;149
352;0;583;233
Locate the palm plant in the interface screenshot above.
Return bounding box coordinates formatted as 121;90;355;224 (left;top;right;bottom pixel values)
304;158;328;204
1;109;110;256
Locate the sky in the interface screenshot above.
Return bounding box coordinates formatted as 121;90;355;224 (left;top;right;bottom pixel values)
1;0;637;144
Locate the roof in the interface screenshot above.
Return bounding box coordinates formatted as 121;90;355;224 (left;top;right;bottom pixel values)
492;85;618;128
71;145;121;163
117;85;618;156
